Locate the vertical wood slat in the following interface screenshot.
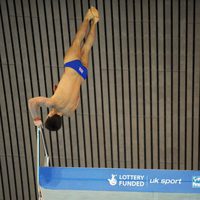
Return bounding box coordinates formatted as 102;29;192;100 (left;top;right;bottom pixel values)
0;0;200;199
0;157;5;200
88;0;100;168
191;0;196;170
0;105;11;200
117;0;125;168
101;0;114;168
94;0;107;168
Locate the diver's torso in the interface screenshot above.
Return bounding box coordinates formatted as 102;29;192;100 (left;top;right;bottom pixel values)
51;68;83;116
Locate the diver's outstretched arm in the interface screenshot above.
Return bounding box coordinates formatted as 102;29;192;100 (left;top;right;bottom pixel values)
28;97;54;126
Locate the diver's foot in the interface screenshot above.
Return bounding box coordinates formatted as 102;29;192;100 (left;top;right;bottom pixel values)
90;6;100;23
85;8;94;21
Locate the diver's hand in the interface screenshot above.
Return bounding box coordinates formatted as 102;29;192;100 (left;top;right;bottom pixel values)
34;117;43;127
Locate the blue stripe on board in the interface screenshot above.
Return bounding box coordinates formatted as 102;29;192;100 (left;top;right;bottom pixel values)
39;167;200;193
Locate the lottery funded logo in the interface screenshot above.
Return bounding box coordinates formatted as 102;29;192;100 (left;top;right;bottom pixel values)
108;174;145;187
107;174;118;186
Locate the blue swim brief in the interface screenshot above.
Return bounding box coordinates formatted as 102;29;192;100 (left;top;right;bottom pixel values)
64;60;88;80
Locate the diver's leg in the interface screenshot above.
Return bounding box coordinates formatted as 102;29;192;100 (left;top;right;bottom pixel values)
64;9;94;63
81;17;99;67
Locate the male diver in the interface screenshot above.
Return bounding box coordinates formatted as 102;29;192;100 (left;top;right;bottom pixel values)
28;7;99;131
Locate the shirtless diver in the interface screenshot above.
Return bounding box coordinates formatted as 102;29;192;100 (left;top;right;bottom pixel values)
28;7;99;131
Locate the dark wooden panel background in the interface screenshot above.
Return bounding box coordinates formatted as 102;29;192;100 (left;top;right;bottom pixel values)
0;0;200;199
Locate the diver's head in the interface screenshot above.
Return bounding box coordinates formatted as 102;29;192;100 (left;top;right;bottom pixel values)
45;110;62;131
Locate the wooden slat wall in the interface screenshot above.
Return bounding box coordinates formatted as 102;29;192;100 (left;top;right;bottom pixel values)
0;0;200;199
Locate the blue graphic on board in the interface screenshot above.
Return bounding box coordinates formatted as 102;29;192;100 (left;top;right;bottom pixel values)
192;176;200;188
39;167;200;194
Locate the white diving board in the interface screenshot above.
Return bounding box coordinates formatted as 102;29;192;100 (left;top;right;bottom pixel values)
37;128;200;200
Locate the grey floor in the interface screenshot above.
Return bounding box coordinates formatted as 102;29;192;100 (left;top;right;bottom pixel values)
41;189;200;200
